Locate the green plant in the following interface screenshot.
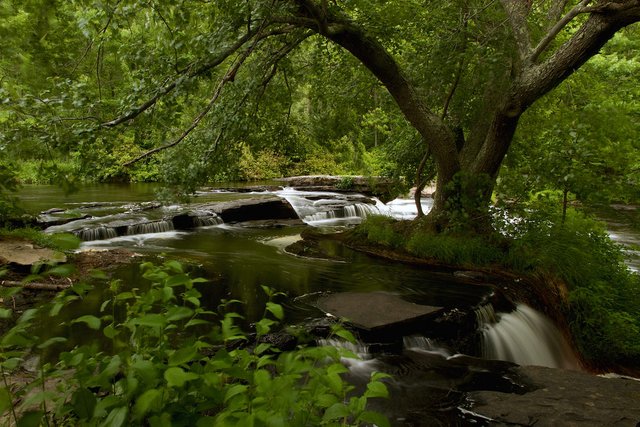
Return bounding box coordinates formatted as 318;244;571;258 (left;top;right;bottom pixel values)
0;228;81;251
0;163;21;223
0;261;390;426
336;176;355;191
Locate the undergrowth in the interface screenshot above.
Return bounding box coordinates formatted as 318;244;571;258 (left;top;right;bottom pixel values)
0;228;80;251
0;261;390;426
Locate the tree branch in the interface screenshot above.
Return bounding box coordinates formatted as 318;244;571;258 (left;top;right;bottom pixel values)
286;0;459;174
529;0;593;63
122;50;253;166
519;1;640;110
101;27;282;128
500;0;533;61
121;23;280;167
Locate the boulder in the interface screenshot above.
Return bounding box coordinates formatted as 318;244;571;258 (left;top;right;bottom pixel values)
0;240;67;268
276;175;399;202
315;292;443;341
198;195;299;223
468;365;640;426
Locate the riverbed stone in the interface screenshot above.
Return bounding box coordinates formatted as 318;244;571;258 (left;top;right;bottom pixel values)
315;292;443;340
468;365;640;426
0;240;67;267
276;175;399;202
198;195;299;223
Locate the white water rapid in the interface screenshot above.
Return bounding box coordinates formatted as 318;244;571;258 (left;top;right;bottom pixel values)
478;304;579;369
276;187;433;226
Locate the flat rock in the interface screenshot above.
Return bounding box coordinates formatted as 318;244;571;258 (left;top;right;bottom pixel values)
198;196;299;223
316;292;442;333
0;240;67;266
468;365;640;426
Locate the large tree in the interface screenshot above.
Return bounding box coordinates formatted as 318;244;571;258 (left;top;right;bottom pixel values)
2;0;639;230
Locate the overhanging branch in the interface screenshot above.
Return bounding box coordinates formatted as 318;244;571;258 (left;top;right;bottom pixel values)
122;37;260;167
529;0;593;63
101;26;297;128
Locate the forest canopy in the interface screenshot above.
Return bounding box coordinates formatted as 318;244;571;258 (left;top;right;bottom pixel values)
0;0;638;225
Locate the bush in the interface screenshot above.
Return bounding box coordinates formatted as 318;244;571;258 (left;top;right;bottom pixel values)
238;145;289;181
355;216;405;248
0;163;21;224
0;261;390;426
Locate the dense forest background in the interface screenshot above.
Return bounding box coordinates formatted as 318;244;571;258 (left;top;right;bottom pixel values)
0;0;638;210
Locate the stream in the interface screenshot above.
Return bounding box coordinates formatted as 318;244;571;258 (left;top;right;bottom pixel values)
17;183;616;424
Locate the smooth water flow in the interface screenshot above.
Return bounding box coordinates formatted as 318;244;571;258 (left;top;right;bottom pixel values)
479;304;579;369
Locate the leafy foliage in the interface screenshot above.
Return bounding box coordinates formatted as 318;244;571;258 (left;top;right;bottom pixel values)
0;163;21;223
0;261;389;426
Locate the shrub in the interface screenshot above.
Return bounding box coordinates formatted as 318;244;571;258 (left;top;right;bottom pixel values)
0;261;390;426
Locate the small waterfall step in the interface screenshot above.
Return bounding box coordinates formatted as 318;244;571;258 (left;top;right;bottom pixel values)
478;303;579;369
315;292;443;341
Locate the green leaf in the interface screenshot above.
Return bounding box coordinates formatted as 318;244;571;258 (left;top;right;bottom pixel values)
365;381;388;399
36;336;67;349
99;406;128;427
72;315;101;330
325;373;344;395
131;359;158;386
103;323;119;339
266;302;284;320
185;318;210;328
358;410;390;427
166;306;193;322
131;313;165;328
0;387;12;414
164;367;199;388
164;260;183;273
49;302;64;317
169;346;199;366
333;327;356;344
0;308;11;319
322;402;349;422
224;384;248;403
133;388;162;419
71;388;97;420
46;264;76;277
166;273;191;287
255;318;275;336
17;411;45;427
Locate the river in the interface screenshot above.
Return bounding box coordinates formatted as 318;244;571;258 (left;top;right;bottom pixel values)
15;183;598;424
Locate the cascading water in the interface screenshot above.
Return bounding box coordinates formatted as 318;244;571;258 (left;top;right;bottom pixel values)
478;303;579;369
193;215;224;227
403;335;452;357
75;226;118;241
126;220;174;235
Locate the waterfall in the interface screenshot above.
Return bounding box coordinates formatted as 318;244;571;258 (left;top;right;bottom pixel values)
126;220;174;235
75;226;118;241
194;215;223;227
317;338;371;358
403;336;452;357
478;303;579;369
